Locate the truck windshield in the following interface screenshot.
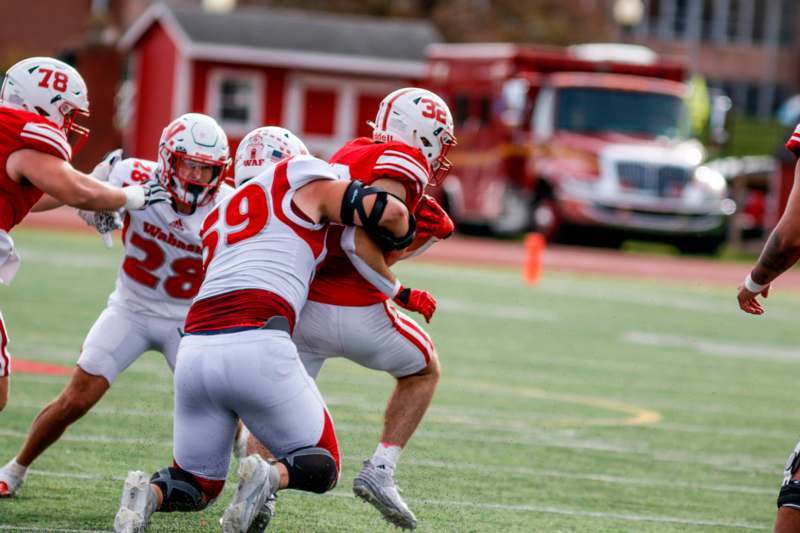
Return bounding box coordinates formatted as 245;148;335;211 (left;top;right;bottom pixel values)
555;87;688;139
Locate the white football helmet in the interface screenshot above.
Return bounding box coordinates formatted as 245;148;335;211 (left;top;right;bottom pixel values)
0;56;90;150
371;87;457;185
157;113;230;212
234;126;309;187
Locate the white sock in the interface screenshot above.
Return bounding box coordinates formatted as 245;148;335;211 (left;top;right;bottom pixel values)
371;442;402;471
4;457;27;478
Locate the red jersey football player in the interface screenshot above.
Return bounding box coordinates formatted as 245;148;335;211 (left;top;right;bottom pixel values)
0;57;168;411
240;87;457;531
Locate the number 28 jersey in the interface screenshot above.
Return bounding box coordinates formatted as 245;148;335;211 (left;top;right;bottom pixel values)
106;158;233;320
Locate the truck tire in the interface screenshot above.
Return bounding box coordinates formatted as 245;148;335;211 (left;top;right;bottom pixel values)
530;186;562;241
675;234;725;255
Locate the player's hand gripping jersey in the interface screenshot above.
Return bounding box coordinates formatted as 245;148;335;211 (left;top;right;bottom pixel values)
308;138;430;306
0;107;72;232
106;158;232;320
185;155;340;333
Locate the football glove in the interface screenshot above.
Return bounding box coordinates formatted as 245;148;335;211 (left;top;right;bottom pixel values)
123;180;171;210
393;285;437;323
89;148;123;182
414;194;454;240
76;209;123;248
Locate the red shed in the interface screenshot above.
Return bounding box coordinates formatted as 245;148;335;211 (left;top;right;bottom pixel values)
118;3;441;161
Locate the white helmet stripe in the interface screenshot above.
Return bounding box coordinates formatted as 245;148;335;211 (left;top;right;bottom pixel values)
379;88;416;131
374;158;428;186
382;150;428;173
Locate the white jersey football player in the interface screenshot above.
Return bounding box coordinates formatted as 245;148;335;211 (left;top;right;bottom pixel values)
239;88;457;530
0;113;232;498
112;126;430;533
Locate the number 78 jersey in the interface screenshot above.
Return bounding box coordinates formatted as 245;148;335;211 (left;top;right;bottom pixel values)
106;158;233;320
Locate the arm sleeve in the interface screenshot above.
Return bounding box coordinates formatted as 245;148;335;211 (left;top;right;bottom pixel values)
371;145;430;203
340;226;400;298
19;122;72;161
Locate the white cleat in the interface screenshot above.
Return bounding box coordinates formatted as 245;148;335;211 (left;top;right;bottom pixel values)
113;470;156;533
246;493;277;533
0;459;27;497
353;459;417;530
221;455;278;533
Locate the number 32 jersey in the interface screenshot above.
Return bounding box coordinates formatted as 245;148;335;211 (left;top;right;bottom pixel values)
106;158;233;320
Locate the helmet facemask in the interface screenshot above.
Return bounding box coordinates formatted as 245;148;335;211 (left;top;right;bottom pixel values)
162;149;226;213
60;104;90;154
419;128;456;186
156;113;230;214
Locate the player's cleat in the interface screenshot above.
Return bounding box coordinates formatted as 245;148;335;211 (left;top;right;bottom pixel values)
0;459;27;497
246;493;277;533
221;455;278;533
353;459;417;530
113;470;157;533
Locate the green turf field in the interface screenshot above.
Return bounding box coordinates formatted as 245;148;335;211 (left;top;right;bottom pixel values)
0;228;797;532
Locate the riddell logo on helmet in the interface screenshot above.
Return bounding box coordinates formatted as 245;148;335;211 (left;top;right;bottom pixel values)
374;132;393;142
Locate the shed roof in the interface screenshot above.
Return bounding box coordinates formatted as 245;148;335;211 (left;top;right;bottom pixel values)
121;3;441;78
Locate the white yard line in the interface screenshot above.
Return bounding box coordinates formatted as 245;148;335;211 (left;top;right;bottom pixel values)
624;330;800;362
3;469;769;531
438;297;556;322
402;263;800;321
22;463;772;496
0;424;780;475
20;249;119;269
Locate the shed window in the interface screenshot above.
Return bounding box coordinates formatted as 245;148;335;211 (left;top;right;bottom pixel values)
208;69;263;134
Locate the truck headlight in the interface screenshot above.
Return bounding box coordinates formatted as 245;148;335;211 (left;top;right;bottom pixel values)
693;166;727;195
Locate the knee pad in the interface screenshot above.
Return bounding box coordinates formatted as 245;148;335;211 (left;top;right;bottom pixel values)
779;481;800;510
150;467;219;512
279;447;338;494
778;440;800;509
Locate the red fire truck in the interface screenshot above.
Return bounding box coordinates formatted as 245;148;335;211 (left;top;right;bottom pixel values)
425;43;734;252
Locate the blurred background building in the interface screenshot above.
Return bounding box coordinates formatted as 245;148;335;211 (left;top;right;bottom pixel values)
2;0;799;249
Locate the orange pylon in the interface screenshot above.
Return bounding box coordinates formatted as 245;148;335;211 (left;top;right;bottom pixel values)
523;232;545;285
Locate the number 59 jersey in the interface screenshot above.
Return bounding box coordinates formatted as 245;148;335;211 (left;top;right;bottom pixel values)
106;158;233;320
186;155;340;333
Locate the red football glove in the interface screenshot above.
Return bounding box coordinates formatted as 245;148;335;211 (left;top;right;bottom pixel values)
393;285;437;323
414;195;454;240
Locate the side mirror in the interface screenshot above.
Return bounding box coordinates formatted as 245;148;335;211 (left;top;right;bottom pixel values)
500;78;530;128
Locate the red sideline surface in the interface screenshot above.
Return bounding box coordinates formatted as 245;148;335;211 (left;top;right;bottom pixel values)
19;206;800;290
14;359;72;376
419;235;800;290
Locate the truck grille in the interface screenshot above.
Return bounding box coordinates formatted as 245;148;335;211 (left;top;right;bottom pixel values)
616;162;691;197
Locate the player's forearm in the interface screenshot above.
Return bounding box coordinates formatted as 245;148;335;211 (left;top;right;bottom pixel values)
55;174;127;211
30;194;64;212
343;227;398;297
751;227;800;285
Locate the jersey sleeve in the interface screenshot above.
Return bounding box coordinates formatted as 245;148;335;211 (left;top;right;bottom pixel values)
285;155;341;190
786;124;800;156
371;144;430;205
19;121;72;161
